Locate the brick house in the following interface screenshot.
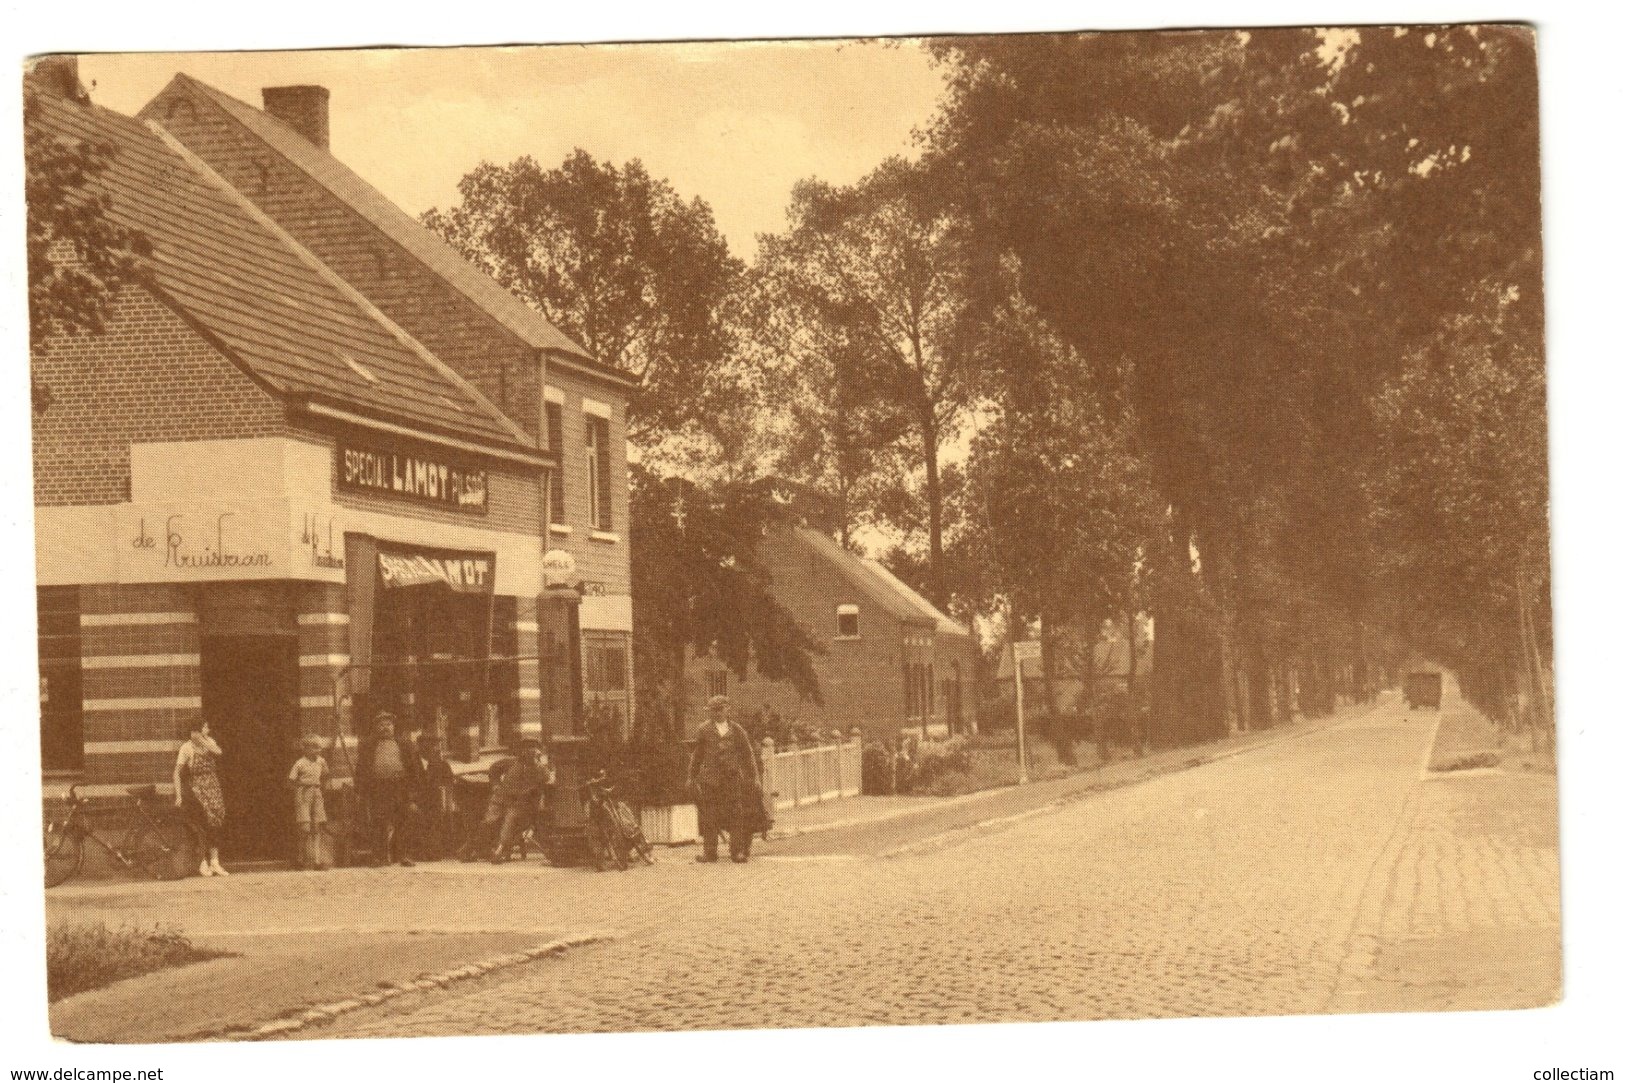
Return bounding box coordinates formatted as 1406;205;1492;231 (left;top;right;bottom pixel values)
139;74;639;732
688;523;980;743
29;63;632;860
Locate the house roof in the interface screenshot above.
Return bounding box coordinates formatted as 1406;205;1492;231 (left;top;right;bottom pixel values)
860;558;974;639
33;91;538;455
149;75;633;387
785;527;971;637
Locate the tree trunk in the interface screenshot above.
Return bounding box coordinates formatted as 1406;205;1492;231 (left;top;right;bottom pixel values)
1038;609;1073;765
920;409;945;607
672;641;689;738
1273;662;1293;723
1244;636;1274;730
1125;612;1147;755
1219;622;1244;734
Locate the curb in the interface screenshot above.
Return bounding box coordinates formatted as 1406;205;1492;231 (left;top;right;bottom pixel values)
774;706;1363;850
212;932;610;1041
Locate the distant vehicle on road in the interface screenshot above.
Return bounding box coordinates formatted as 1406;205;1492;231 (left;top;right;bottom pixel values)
1404;671;1443;710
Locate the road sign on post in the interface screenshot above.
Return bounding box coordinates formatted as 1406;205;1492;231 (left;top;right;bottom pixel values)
1012;640;1041;784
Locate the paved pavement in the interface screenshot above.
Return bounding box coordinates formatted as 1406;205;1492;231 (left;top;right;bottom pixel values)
47;691;1560;1039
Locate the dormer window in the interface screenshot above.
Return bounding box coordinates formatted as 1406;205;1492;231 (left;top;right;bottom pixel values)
836;604;860;639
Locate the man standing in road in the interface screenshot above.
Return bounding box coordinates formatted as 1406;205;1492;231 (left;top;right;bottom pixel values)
687;695;764;864
357;712;421;867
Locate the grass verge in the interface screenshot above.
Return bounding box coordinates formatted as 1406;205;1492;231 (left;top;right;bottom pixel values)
47;922;230;1002
1425;699;1554;774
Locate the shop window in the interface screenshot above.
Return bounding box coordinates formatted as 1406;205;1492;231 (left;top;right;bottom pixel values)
38;587;82;773
586;413;613;530
583;631;631;740
546;400;566;526
836;604;860;638
585;637;629;694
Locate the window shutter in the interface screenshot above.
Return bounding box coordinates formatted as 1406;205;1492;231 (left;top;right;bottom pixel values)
592;415;613;529
546;402;565;525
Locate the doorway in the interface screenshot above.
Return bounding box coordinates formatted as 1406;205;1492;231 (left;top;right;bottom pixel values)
199;635;299;860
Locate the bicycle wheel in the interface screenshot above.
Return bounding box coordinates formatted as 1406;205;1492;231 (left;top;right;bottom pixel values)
132;821;191;881
44;823;83;888
586;820;616;871
632;831;655;865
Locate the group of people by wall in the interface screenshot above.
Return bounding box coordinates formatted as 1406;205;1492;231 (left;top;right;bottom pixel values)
168;693;771;876
170;711;555;876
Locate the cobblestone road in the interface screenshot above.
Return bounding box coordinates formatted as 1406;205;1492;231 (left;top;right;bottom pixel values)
285;694;1559;1036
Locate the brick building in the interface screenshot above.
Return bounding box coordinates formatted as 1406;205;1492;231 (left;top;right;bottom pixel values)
29;64;634;859
689;524;980;742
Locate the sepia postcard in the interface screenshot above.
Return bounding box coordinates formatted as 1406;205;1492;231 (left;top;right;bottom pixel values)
18;23;1567;1059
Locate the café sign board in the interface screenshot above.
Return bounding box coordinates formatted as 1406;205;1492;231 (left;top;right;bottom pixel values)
338;440;488;515
378;551;494;593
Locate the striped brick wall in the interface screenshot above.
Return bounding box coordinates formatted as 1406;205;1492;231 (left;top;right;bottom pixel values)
76;583;200;794
294;581;354;776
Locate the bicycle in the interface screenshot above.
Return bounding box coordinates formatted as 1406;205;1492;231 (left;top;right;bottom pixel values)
43;784;203;888
580;772;654;871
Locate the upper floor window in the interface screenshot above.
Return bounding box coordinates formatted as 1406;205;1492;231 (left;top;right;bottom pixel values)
836;604;860;639
545;399;565;526
585;411;613;531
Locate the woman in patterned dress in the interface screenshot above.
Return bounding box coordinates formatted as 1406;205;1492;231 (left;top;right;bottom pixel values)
173;721;229;877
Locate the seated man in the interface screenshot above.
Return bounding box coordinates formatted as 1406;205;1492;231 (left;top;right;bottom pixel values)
460;739;552;864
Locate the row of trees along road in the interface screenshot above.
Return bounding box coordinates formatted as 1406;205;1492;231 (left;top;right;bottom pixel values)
28;33;1550;747
918;26;1548;742
419;26;1550;746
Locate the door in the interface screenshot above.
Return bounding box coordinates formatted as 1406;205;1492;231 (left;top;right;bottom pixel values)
200;635;299;860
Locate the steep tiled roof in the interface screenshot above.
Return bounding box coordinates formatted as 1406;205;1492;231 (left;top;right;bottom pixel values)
33;91;536;453
786;527;941;629
154;75;628;384
861;557;973;638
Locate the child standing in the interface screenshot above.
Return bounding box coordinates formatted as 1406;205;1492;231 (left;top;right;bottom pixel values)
288;735;330;870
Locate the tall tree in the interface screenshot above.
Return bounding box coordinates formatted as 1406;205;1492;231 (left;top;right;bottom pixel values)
752;158;978;604
1366;283;1549;731
423;149;743;443
964;294;1162;739
630;466;823;737
735;264;912;547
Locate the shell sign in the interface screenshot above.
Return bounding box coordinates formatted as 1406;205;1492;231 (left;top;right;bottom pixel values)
542;548;577;587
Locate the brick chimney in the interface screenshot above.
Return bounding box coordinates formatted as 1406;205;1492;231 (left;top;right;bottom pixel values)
25;55;88;102
261;85;329;149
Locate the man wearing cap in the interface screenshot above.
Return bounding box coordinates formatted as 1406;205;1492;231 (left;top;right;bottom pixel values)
687;695;763;863
356;712;422;867
461;739;552;864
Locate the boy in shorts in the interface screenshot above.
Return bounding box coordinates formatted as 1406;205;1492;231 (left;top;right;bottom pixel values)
288;735;331;870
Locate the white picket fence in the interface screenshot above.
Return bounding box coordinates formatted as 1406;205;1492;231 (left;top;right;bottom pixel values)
759;730;864;811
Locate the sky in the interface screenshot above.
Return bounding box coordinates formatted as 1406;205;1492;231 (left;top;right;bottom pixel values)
78;41;950;260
